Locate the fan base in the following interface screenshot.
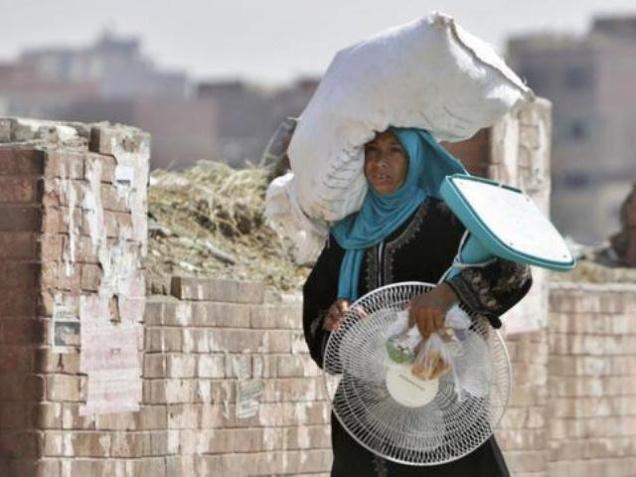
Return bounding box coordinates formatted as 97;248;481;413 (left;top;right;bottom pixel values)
385;362;439;408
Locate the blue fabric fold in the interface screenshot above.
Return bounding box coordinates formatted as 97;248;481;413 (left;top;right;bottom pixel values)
330;128;467;301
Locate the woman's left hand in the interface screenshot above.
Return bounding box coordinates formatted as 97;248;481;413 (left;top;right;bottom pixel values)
408;283;459;339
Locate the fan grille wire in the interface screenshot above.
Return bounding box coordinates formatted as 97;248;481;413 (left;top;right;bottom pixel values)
323;282;512;466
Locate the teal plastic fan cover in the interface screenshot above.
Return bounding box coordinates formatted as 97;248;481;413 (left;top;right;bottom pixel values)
440;174;575;271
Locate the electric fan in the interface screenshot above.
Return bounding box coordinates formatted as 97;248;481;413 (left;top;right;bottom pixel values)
323;281;511;466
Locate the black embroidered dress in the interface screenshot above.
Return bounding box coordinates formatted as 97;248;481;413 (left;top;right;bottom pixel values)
303;198;532;477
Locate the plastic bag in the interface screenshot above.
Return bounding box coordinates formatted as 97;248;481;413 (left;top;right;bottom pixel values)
385;310;420;363
385;305;472;398
412;332;453;380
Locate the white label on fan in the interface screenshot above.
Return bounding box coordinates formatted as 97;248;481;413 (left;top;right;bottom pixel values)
385;363;439;408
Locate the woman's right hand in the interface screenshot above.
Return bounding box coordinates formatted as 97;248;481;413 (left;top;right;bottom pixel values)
323;299;350;331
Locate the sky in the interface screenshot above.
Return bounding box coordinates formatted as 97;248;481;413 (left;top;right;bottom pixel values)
1;0;635;84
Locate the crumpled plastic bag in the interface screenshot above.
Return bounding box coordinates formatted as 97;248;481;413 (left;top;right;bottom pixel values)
385;305;473;399
264;172;328;265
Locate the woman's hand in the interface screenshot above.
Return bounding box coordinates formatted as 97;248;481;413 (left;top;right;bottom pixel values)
323;299;350;331
408;283;459;339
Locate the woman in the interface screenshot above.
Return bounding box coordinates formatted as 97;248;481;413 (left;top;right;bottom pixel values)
303;127;532;477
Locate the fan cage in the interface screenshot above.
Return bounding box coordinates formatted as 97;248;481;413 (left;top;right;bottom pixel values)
323;281;512;466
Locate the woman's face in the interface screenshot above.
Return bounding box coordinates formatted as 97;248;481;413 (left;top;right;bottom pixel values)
364;131;408;195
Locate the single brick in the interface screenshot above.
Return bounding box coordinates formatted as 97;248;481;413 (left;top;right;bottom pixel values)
68;431;111;457
36;402;63;429
46;374;83;402
250;304;302;329
143;354;166;378
0;288;37;316
40;233;65;262
0;231;38;259
166;354;196;378
0;205;41;231
80;263;102;291
0;262;39;288
90;124;150;157
0;345;34;372
0;176;40;203
191;302;250;327
86;153;117;184
197;354;225;379
44;150;85;180
0;147;45;175
61;403;96;431
104;210;134;238
1;319;45;345
182;328;209;353
40;261;81;290
136;405;168;430
100;183;129;212
0;431;43;458
170;276;265;304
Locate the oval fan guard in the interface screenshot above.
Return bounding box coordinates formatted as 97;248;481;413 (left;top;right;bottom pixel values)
322;281;512;466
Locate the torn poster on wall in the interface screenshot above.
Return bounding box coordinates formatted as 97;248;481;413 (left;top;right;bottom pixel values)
79;321;142;416
52;298;80;353
236;380;264;419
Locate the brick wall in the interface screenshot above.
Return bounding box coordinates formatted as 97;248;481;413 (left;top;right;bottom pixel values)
2;107;635;477
547;283;636;477
0;143;47;476
497;330;549;476
20;275;332;476
142;277;331;476
0;118;149;476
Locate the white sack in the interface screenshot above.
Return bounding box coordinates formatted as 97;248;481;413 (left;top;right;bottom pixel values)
264;172;328;265
287;12;532;224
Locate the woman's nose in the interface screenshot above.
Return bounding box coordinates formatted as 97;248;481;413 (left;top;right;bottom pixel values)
376;155;390;168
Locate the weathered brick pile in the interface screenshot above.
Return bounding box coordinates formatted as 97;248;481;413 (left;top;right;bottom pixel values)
547;283;636;477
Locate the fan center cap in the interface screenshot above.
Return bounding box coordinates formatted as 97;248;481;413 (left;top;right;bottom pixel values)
385;363;439;407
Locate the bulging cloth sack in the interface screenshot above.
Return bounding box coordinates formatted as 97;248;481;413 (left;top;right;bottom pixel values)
265;12;533;263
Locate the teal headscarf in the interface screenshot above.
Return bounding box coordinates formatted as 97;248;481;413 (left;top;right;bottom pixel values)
330;128;467;301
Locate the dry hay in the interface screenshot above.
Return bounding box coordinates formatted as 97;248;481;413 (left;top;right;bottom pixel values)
146;160;310;294
145;161;636;294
